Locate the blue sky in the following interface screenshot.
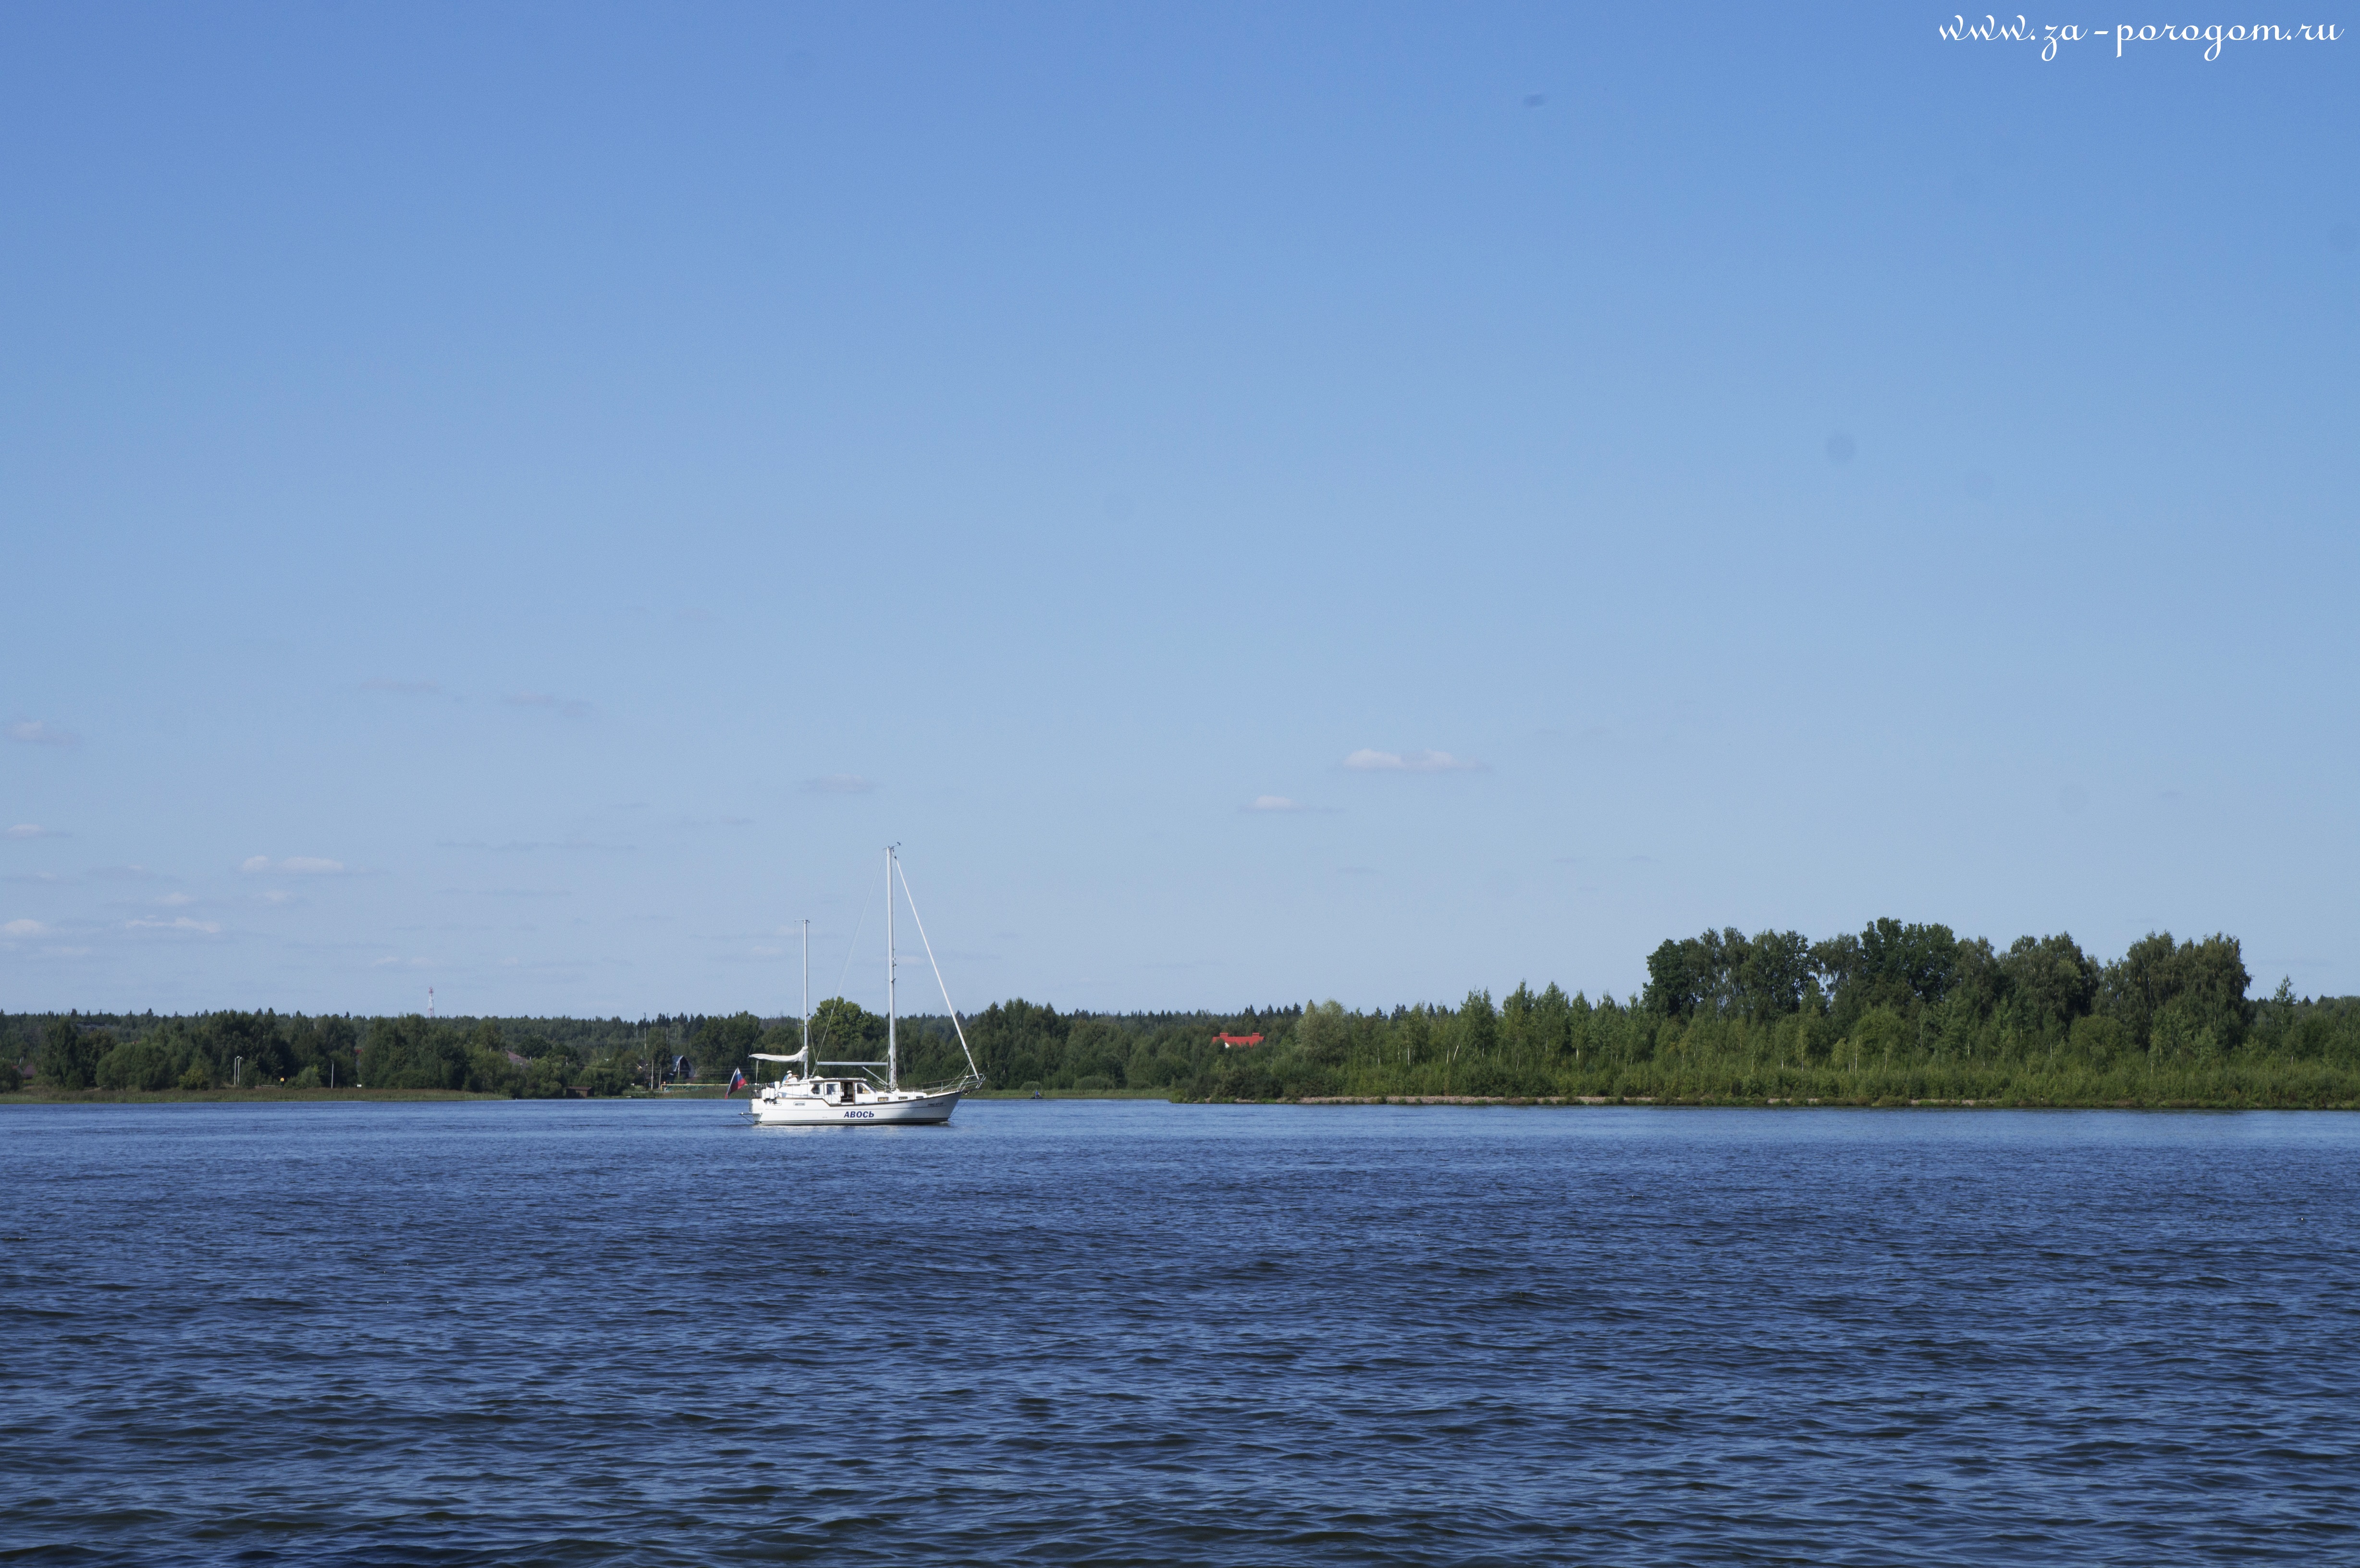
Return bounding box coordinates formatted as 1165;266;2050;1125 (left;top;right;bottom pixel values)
3;4;2354;1017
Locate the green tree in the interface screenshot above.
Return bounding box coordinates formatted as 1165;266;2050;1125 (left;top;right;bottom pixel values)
1644;940;1703;1017
1850;1005;1906;1073
1737;930;1816;1021
692;1012;765;1081
1852;919;1959;1014
1453;990;1497;1078
1296;1000;1349;1066
361;1015;468;1090
41;1017;101;1090
1999;933;2098;1033
1065;1017;1130;1086
2102;932;2252;1051
95;1037;177;1091
970;999;1063;1086
2070;1013;2128;1068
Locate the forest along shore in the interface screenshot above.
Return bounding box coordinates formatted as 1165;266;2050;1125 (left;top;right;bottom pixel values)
9;920;2359;1110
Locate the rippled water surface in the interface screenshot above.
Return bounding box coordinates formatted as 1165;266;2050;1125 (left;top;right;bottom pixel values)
6;1101;2357;1565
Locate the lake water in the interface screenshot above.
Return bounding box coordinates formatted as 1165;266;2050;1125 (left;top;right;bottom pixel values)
4;1101;2355;1565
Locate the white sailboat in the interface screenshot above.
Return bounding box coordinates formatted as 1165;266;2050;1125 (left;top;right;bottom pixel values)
742;845;983;1126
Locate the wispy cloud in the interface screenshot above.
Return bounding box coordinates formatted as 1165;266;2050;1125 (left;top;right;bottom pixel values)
126;916;222;934
8;721;79;747
1343;748;1485;773
6;824;62;839
154;892;196;906
1244;795;1310;813
362;678;443;694
802;774;876;795
2;918;49;937
436;838;635;854
241;856;347;875
504;691;595;718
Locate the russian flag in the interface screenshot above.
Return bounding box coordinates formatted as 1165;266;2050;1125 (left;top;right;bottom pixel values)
726;1068;746;1096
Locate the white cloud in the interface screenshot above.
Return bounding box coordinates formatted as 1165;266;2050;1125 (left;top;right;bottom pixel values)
1245;795;1308;812
8;721;79;747
155;892;196;906
6;823;61;839
126;916;222;934
1343;748;1485;773
3;918;49;937
803;774;876;795
241;856;347;875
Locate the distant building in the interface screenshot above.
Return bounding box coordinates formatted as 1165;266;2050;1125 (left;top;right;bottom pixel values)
1215;1033;1264;1048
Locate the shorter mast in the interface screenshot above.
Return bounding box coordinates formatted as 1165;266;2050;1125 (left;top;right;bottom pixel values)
800;918;810;1064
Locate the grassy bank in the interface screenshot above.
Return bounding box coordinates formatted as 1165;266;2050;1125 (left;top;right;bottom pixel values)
1285;1091;2360;1110
968;1087;1176;1100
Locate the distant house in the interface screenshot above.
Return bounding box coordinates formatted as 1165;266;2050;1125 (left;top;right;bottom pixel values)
1215;1033;1264;1048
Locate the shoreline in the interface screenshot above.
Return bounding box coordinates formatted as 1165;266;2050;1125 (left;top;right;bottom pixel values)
1;1088;515;1105
8;1087;2357;1110
1280;1093;2360;1110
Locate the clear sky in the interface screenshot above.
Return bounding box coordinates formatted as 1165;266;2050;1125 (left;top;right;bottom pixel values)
3;4;2354;1019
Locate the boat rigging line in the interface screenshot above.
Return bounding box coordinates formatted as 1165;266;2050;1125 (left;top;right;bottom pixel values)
894;852;983;1084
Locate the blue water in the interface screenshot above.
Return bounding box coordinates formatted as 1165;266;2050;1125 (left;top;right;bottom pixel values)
5;1101;2356;1565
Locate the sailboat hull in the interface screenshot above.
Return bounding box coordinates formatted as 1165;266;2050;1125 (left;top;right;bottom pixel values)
743;1087;968;1127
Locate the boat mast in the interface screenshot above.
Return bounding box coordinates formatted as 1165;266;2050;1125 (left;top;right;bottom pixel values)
885;844;898;1092
800;918;810;1067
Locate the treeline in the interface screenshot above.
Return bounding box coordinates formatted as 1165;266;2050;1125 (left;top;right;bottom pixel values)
0;1010;797;1097
11;922;2360;1107
870;922;2360;1107
829;921;2360;1107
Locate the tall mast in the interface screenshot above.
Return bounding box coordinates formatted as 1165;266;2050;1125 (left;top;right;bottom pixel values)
885;845;898;1092
800;918;809;1061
